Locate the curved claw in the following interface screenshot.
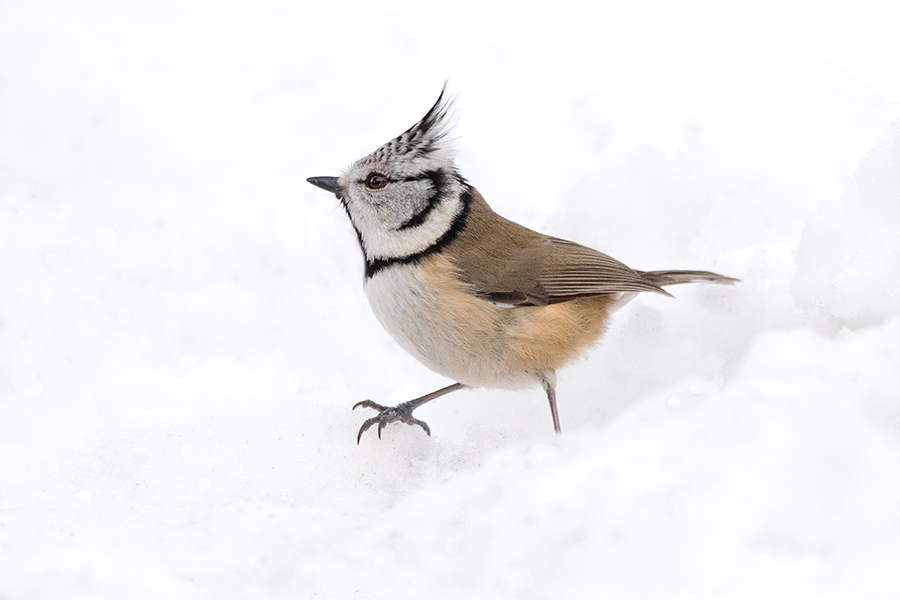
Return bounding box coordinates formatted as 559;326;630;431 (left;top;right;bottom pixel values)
356;415;380;444
353;399;388;412
408;417;431;436
352;400;432;444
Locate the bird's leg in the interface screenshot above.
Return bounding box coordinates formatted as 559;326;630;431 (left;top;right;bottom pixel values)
353;382;467;443
539;371;561;434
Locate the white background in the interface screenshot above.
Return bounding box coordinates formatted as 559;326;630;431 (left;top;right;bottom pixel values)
2;0;900;598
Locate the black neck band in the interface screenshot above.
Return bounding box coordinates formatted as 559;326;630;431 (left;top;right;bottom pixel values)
363;187;473;279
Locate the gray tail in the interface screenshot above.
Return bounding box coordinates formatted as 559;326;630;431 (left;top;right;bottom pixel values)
638;269;740;290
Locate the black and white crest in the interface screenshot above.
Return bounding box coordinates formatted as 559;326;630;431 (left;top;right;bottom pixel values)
368;84;457;170
334;84;471;276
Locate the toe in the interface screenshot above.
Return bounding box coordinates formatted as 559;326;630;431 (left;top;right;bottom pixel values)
410;418;431;436
354;402;432;443
353;400;387;412
356;416;379;444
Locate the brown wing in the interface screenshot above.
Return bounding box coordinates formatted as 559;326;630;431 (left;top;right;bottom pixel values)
445;190;667;307
464;237;667;306
535;238;668;303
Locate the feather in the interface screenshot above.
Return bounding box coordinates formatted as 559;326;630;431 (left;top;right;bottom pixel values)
446;189;737;307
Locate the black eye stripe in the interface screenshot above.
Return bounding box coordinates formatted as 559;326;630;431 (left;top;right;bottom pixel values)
357;176;396;185
355;174;435;185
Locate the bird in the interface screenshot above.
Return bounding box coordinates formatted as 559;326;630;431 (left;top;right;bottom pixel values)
307;85;737;443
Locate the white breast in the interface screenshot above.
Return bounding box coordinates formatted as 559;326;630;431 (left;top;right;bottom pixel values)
363;260;534;390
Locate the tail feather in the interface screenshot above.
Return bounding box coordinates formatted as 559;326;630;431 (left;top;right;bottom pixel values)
638;269;739;288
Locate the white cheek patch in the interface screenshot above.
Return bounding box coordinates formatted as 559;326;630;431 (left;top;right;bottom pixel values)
382;180;435;224
360;183;464;260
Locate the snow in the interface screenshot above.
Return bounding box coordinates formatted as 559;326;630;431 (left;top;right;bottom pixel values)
2;0;900;598
793;123;900;328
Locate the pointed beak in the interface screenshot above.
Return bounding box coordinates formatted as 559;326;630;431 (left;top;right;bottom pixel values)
307;176;341;196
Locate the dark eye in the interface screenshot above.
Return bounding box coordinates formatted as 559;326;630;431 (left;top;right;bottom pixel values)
364;172;388;190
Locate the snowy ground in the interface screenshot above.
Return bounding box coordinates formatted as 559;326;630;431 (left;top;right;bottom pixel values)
2;1;900;598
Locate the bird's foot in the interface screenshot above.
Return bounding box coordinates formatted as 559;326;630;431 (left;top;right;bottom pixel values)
352;399;431;443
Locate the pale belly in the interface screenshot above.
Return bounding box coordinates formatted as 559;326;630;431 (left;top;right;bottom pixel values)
363;255;615;389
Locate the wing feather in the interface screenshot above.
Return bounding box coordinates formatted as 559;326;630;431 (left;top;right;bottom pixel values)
444;189;734;308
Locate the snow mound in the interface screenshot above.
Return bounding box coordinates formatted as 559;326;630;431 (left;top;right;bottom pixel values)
309;320;900;599
793;122;900;329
